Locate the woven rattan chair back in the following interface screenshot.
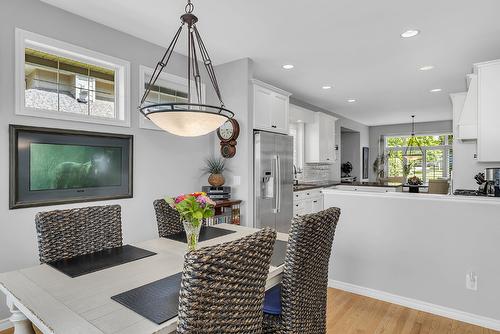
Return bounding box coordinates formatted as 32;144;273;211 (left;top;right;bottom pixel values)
177;227;277;333
281;207;341;334
35;205;123;264
153;199;183;237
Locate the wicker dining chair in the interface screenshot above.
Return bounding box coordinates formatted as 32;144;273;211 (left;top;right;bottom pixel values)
262;207;341;334
177;227;277;333
35;205;123;264
153;199;183;237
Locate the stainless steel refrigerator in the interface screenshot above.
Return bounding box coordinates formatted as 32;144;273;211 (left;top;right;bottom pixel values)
254;131;293;233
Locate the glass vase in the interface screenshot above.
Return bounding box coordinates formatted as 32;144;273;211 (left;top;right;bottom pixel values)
183;220;202;251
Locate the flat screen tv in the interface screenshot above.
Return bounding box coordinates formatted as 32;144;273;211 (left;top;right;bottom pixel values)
9;125;133;209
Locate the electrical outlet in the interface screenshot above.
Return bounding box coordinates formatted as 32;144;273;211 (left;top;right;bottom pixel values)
232;175;241;186
466;272;478;291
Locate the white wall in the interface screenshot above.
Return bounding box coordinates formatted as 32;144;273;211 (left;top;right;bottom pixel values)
324;190;500;326
0;0;211;320
368;120;453;181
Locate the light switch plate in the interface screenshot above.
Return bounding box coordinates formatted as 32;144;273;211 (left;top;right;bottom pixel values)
466;272;478;291
233;175;241;186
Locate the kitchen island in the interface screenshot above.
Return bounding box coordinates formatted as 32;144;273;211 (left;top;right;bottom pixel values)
324;188;500;328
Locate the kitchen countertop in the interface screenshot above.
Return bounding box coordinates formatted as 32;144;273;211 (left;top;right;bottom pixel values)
336;182;403;188
293;181;341;192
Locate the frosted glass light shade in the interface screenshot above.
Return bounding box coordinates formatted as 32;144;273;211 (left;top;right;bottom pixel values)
148;111;228;137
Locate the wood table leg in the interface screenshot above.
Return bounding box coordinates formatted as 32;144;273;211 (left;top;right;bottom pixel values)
6;297;35;334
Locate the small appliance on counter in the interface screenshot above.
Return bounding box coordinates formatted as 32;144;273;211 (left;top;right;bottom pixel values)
485;168;500;197
202;186;231;200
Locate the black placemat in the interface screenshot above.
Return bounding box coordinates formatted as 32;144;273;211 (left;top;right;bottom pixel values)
48;245;157;278
165;226;236;243
271;240;288;267
111;273;182;324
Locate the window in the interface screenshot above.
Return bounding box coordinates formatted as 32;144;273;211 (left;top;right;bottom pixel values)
385;134;453;182
16;29;130;127
139;65;204;130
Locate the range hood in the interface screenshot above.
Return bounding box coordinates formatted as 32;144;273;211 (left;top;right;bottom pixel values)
457;73;478;140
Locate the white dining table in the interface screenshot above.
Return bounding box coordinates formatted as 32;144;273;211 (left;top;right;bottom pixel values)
0;224;288;334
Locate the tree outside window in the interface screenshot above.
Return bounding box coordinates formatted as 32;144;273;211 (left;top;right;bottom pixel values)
385;134;453;183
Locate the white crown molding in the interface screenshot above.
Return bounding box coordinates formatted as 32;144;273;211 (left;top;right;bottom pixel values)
329;279;500;331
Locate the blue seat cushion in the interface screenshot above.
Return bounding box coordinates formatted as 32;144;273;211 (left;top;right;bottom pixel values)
263;284;282;315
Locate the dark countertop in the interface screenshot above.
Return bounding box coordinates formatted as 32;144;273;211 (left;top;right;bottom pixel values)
338;181;403;188
293;181;341;192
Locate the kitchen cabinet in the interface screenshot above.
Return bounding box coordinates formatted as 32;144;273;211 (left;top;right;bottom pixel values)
293;188;324;217
453;59;500;161
305;112;338;163
477;60;500;161
252;79;291;134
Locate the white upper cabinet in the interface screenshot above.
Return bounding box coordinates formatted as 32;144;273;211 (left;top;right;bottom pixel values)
477;60;500;162
305;112;338;163
252;79;291;134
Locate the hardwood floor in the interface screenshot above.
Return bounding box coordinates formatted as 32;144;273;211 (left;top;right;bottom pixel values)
327;288;499;334
1;289;497;334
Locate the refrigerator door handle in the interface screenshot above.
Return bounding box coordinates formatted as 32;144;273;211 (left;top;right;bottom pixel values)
273;155;279;213
277;154;282;213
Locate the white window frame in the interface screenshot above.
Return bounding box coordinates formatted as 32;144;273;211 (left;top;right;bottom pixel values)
384;133;453;182
15;28;131;127
138;65;206;131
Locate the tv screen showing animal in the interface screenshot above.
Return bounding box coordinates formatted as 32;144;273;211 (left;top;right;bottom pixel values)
30;143;122;191
10;125;133;209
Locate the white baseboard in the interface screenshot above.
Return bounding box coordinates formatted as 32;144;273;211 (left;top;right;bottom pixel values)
329;279;500;331
0;318;12;331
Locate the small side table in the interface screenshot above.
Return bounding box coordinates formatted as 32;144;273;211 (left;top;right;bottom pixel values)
206;200;242;225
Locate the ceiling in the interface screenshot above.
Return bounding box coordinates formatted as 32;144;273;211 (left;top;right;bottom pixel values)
41;0;500;126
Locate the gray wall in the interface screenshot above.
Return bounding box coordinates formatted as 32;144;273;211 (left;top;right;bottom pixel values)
368;120;453;181
0;0;211;320
290;98;370;182
207;58;254;227
341;132;361;180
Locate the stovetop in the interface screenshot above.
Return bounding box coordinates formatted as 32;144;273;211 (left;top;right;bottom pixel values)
453;189;487;197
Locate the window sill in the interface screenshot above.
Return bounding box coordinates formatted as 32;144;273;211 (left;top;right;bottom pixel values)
16;107;131;128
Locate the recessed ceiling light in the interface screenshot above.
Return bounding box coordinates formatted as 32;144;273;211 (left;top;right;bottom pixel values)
282;64;294;70
401;29;420;38
322;86;332;90
419;65;434;71
430;88;442;93
347;99;357;103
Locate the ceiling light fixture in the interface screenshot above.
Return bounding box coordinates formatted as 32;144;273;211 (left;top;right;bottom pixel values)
322;86;332;90
430;88;442;92
139;0;233;137
403;115;424;161
401;29;420;38
347;99;357;103
419;65;434;71
282;64;294;70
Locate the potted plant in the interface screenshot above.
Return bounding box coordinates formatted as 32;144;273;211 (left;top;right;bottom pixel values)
166;192;216;251
407;176;423;193
203;156;226;187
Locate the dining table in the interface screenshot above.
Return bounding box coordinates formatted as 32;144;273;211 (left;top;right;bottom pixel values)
0;224;288;334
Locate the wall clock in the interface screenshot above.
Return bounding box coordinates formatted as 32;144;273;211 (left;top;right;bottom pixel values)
217;118;240;158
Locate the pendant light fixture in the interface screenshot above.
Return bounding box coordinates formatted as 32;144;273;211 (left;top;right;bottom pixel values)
403;115;424;161
139;0;233;137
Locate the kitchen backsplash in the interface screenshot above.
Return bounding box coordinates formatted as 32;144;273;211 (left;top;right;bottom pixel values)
300;163;336;182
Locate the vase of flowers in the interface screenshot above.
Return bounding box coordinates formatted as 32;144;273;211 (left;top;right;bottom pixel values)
407;176;423;193
203;157;226;187
166;192;216;251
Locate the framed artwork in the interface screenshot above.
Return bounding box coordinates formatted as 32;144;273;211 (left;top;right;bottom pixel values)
362;147;369;179
10;125;133;209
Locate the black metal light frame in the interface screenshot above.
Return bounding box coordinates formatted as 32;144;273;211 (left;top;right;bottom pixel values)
139;0;234;122
403;115;424;160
